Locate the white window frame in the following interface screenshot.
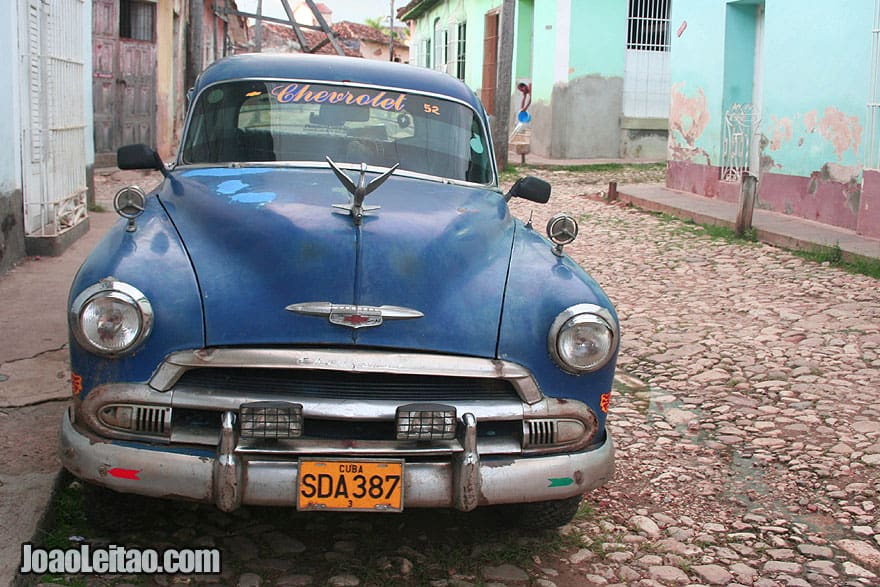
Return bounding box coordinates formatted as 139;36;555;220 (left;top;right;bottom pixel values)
433;18;447;72
452;21;466;81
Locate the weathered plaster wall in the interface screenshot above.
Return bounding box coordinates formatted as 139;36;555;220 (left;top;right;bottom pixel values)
0;1;24;273
667;2;726;167
528;0;630;158
760;1;870;179
668;0;880;237
548;76;622;158
409;0;649;160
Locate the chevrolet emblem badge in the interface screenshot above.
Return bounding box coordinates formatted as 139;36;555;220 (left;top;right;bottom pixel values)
286;302;423;329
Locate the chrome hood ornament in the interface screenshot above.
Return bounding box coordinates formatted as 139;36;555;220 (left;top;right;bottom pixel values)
286;301;423;329
327;157;399;225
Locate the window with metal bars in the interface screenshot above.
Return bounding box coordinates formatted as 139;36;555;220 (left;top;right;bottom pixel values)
119;0;154;42
434;18;448;72
455;22;467;81
423;38;432;69
627;0;671;51
623;0;671;118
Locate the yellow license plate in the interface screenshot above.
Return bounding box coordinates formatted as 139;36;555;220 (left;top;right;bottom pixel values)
297;459;404;512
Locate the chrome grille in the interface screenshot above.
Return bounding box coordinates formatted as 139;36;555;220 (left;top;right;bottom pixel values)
174;368;520;401
525;420;556;447
133;406;171;435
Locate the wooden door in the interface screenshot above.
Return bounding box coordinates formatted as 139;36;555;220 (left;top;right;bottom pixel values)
481;11;499;115
93;0;157;167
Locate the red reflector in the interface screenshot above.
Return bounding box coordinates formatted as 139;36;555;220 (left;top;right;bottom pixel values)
71;373;83;396
108;468;140;480
342;314;371;325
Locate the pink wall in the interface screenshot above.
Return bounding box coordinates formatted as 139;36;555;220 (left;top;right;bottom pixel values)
668;161;880;239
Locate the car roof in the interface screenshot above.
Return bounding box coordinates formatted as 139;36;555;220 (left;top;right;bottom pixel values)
194;53;484;111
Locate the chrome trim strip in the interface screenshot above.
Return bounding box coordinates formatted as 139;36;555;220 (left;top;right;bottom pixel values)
232;437;521;457
150;348;543;404
172;389;522;421
173;161;502;191
286;301;424;329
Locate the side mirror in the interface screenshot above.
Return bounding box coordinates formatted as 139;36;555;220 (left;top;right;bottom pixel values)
505;176;550;203
117;144;168;177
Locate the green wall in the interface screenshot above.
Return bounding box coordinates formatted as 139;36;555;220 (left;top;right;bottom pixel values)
568;0;626;79
671;0;874;177
760;0;872;176
668;0;729;164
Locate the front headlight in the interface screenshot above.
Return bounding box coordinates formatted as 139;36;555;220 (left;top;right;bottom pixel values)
548;304;618;374
70;279;153;356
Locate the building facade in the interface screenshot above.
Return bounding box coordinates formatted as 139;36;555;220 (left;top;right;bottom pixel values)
2;0;93;272
399;0;670;160
668;0;880;239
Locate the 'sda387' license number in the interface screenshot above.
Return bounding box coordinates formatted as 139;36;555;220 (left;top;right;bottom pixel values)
297;459;404;512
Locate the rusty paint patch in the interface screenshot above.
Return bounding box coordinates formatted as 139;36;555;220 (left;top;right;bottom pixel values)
818;107;862;159
669;83;711;163
804;110;818;134
769;116;793;151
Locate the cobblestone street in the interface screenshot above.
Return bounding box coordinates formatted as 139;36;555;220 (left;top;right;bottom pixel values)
25;166;880;586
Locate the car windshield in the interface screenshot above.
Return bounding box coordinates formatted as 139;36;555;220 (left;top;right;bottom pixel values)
180;80;494;184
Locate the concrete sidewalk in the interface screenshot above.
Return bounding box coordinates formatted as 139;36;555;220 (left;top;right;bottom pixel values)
616;182;880;263
0;168;161;587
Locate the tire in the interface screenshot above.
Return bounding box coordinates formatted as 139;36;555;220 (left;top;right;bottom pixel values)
512;494;584;530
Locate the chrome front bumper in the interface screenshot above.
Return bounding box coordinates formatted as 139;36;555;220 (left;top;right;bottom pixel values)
60;407;614;511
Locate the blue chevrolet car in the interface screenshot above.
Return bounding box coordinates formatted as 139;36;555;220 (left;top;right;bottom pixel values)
61;54;616;528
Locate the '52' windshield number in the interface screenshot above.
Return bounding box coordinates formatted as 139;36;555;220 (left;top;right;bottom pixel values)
423;103;440;116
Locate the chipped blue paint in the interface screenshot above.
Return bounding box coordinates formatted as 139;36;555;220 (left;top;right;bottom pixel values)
230;192;276;205
216;179;249;194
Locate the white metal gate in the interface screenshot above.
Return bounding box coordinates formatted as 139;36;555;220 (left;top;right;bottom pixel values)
867;0;880;169
623;0;671;119
20;0;88;237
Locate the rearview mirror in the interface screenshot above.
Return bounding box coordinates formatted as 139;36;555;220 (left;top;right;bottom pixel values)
505;176;550;203
117;144;168;177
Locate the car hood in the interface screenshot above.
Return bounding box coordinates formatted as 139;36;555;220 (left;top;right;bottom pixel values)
159;167;514;357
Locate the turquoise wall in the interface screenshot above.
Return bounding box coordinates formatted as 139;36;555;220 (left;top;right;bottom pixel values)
671;0;874;177
530;0;557;101
760;0;871;176
515;0;534;81
669;0;727;164
721;3;757;115
568;0;626;80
